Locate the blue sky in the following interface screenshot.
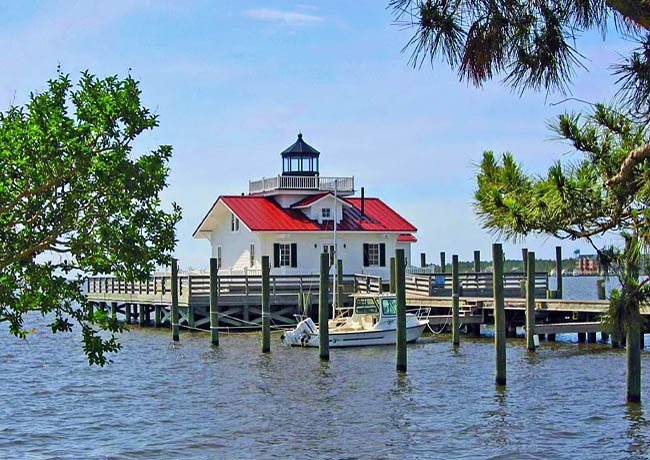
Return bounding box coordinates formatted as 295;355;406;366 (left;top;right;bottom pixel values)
1;1;634;267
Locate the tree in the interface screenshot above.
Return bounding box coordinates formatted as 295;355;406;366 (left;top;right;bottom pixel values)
0;71;182;365
391;1;650;401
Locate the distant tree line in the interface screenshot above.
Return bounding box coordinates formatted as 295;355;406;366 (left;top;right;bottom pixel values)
425;258;578;274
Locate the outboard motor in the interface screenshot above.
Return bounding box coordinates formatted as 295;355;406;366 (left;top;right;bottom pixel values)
281;318;317;347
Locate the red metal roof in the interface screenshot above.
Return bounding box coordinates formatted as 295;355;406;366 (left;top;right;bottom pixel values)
213;195;417;233
290;192;331;208
397;233;417;242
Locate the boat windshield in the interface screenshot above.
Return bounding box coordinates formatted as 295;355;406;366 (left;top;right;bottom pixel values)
381;298;397;316
355;297;379;314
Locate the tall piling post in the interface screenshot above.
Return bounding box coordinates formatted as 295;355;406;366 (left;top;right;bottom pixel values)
627;322;642;403
319;252;330;361
522;248;528;274
555;246;563;298
210;257;219;346
261;256;271;353
396;249;407;372
139;304;145;327
420;253;426;268
474;250;481;273
171;258;179;342
389;257;396;294
125;304;132;324
111;302;117;321
526;251;536;351
452;254;460;347
493;243;506;386
598;279;614;346
440;252;446;274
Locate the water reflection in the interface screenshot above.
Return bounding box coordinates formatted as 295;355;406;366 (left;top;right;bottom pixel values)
624;403;650;458
487;388;510;448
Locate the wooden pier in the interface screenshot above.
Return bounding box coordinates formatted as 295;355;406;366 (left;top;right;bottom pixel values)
85;269;649;345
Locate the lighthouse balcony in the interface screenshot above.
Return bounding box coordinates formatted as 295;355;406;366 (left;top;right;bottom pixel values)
249;175;354;195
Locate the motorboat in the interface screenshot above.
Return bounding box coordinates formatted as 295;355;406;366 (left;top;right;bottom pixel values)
281;293;428;347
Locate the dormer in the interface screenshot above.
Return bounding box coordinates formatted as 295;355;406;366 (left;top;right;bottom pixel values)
291;192;352;224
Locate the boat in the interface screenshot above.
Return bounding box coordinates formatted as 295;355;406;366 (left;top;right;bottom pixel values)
281;293;428;347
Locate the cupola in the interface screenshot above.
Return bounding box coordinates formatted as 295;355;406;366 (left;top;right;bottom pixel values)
281;133;320;176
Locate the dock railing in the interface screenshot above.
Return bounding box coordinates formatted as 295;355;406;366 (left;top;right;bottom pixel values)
404;271;548;298
86;273;357;306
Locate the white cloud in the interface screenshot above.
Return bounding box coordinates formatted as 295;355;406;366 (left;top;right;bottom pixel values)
244;8;324;25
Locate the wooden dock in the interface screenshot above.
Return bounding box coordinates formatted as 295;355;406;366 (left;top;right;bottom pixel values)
85;270;648;345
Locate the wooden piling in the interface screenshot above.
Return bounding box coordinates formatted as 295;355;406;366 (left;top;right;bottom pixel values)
111;302;117;320
452;254;460;347
577;332;586;343
493;243;506;386
125;304;132;324
261;256;271;353
627;323;642;403
526;251;536;351
389;257;396;294
171;258;179;342
522;248;528;275
396;248;407;372
420;253;426;268
318;252;330;361
154;305;162;327
473;250;480;272
87;302;94;321
139;304;145;327
587;332;597;343
555;246;563;298
440;252;446;274
210;257;219;346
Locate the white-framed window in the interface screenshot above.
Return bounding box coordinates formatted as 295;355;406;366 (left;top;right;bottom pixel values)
250;243;255;268
321;207;332;219
279;243;291;267
231;213;240;232
367;243;380;266
217;246;222;268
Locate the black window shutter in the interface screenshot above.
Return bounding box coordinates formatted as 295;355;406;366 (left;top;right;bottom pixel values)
291;243;297;267
380;243;386;267
363;243;369;267
273;243;280;268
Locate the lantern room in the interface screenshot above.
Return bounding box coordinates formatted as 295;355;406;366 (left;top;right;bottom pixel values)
281;133;320;176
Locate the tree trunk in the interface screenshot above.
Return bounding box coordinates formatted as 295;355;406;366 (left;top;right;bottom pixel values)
627;322;642;403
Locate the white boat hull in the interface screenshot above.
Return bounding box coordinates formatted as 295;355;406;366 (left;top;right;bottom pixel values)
281;317;428;348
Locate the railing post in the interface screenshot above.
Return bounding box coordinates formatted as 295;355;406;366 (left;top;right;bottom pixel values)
420;253;426;268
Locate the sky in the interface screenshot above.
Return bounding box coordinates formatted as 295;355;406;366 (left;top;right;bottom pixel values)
1;1;637;268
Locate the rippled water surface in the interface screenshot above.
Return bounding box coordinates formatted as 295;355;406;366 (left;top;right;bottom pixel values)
3;276;650;459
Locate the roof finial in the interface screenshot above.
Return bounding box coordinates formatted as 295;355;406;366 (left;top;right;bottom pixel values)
298;131;302;139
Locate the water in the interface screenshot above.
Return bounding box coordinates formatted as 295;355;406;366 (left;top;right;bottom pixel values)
2;276;650;459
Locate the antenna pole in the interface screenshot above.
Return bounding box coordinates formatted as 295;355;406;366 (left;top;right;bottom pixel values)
333;178;338;318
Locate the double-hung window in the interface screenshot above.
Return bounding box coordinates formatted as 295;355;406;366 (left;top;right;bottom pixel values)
279;243;291;267
217;246;222;268
249;244;255;268
363;243;386;267
231;214;240;232
322;208;331;220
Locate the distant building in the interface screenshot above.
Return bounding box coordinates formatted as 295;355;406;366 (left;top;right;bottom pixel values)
193;134;417;278
575;255;600;275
